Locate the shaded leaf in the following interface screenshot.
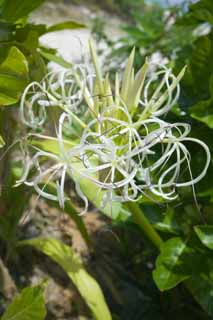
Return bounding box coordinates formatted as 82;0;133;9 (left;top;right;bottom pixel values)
190;99;213;128
153;237;192;291
186;275;213;316
20;238;112;320
1;285;46;320
0;21;14;41
177;0;213;25
194;225;213;249
0;0;45;22
15;24;47;43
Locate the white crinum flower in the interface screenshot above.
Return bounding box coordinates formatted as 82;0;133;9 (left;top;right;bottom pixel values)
139;64;186;119
20;65;94;129
16;113;91;213
135;120;210;200
78;103;210;202
17;41;210;212
78;105;140;203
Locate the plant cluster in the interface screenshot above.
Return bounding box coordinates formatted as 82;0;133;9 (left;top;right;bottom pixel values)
0;0;213;319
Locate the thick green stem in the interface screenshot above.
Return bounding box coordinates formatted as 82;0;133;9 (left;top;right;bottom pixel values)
126;201;163;250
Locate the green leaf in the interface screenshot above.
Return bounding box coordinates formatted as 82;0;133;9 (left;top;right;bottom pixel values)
120;47;135;102
194;225;213;249
190;99;213;128
0;135;5;147
31;137;76;155
15;24;47;43
0;46;28;106
27;51;46;82
46;21;85;33
190;36;212;98
153;237;192;291
39;49;72;69
0;0;45;22
20;238;112;320
1;285;46;320
178;0;213;25
154;207;180;235
186;275;213;316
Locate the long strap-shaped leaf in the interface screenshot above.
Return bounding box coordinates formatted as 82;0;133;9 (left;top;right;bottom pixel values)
20;238;112;320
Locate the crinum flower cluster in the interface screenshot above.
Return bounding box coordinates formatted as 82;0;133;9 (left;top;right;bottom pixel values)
17;40;210;213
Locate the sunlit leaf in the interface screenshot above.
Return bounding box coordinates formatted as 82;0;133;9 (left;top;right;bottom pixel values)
20;238;112;320
1;285;46;320
0;46;28;106
0;135;5;148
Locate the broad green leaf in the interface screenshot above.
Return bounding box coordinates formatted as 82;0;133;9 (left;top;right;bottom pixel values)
194;225;213;249
39;49;72;69
20;238;112;320
46;21;85;33
153;237;192;291
0;46;28;106
1;285;46;320
0;0;45;22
